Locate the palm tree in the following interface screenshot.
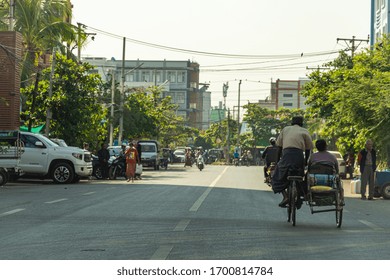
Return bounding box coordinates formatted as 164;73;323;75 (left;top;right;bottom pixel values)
0;0;78;85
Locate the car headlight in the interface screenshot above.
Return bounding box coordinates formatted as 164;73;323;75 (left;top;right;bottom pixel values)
72;153;83;160
151;155;157;160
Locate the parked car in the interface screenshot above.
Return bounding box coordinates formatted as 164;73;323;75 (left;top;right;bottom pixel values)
173;149;186;163
329;151;347;179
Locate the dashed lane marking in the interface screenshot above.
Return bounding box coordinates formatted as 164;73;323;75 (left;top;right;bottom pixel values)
173;219;191;231
150;245;173;260
44;198;68;204
0;208;25;217
358;220;384;230
83;192;96;196
189;166;228;212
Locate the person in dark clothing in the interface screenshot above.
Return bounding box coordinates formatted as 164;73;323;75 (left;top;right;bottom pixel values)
357;139;377;200
135;140;142;179
272;116;313;207
262;137;279;182
97;143;110;179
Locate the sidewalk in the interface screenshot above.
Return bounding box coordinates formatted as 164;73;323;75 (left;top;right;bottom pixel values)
342;179;361;198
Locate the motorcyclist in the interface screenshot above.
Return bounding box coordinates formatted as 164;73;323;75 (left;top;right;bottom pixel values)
272;116;313;207
262;137;279;182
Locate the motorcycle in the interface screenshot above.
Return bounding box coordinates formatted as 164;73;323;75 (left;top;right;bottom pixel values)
160;158;168;170
197;154;204;171
108;155;127;180
265;162;276;187
92;154;111;179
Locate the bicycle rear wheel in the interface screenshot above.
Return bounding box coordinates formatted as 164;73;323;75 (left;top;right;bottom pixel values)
335;190;343;228
290;181;297;226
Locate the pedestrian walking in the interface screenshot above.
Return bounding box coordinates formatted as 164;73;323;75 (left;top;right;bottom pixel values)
357;139;377;200
125;142;140;183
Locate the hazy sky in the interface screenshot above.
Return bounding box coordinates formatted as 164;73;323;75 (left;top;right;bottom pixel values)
71;0;371;108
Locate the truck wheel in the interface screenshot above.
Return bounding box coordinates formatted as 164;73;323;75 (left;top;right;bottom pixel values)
381;183;390;199
52;162;74;184
0;168;8;187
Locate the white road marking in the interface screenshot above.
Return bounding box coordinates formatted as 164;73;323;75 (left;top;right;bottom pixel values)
44;198;68;204
189;166;228;212
150;245;173;260
359;220;383;230
83;192;95;196
173;219;191;231
0;208;25;217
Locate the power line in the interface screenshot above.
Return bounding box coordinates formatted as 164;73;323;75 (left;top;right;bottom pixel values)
84;24;343;60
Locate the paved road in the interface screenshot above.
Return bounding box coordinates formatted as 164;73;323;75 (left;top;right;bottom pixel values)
0;164;389;260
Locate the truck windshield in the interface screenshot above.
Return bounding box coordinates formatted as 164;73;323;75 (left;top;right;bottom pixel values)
141;145;156;152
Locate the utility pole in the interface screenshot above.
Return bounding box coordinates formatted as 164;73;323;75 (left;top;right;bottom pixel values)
226;108;230;165
9;0;14;31
237;80;242;150
118;37;126;145
77;22;81;63
337;35;369;59
109;70;115;146
45;48;57;136
222;82;229;164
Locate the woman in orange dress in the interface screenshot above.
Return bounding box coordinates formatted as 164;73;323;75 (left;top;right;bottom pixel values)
125;143;140;182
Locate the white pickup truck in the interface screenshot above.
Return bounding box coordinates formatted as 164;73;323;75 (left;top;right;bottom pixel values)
2;131;92;184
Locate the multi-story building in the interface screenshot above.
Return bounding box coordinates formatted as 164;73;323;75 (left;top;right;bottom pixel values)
251;78;309;111
83;58;211;130
371;0;389;45
275;78;309;110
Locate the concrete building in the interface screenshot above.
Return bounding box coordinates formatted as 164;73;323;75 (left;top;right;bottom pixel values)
275;78;309;110
371;0;390;45
0;31;22;130
251;78;309;111
83;58;211;130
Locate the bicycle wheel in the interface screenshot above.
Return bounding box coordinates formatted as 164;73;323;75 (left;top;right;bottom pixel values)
291;181;297;226
287;186;292;223
335;190;343;228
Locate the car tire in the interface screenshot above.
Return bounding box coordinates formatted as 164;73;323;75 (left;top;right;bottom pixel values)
381;183;390;199
51;162;74;184
0;168;8;187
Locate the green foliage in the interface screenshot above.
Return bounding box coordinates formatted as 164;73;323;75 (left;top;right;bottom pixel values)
243;104;307;146
21;53;106;148
122;86;194;147
0;0;76;84
302;35;390;165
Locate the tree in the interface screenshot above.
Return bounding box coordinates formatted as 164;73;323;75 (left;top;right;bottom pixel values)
243;104;307;146
21;53;106;148
303;35;390;166
0;0;79;84
122;86;193;147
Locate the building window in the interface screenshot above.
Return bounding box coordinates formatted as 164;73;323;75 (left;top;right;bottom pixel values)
125;73;134;82
152;71;161;83
283;103;293;107
167;71;176;83
141;71;150;82
177;71;186;83
176;92;185;104
283;93;293;98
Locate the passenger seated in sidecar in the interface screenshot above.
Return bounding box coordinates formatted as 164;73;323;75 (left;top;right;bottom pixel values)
306;139;344;205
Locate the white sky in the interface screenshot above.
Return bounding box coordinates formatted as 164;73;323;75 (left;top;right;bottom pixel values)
71;0;371;109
